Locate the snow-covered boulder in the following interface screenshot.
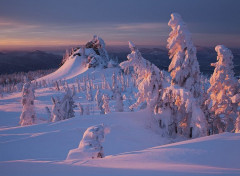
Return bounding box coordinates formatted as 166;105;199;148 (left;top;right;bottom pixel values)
66;124;109;160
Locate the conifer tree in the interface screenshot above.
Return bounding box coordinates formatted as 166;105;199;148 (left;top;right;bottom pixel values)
19;81;36;126
102;94;110;114
95;86;104;114
167;13;201;98
205;45;238;134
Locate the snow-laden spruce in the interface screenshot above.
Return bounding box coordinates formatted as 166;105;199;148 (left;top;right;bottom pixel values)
231;90;240;133
167;13;201;98
19;81;36;126
102;94;110;114
205;45;239;134
155;86;207;138
120;41;165;111
67;124;108;160
51;87;77;122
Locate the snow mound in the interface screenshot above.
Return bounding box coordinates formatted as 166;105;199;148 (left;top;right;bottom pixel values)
67;124;108;160
37;54;88;81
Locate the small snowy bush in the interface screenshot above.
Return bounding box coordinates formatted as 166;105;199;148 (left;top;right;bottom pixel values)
51;87;76;122
66;124;109;160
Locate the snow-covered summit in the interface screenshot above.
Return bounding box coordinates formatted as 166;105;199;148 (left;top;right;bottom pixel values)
38;35;111;82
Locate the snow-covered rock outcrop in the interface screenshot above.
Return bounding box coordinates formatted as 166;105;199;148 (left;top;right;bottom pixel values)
37;35;110;82
85;35;110;68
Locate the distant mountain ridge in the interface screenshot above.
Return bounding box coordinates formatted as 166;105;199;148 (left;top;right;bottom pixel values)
0;51;62;74
0;47;239;76
108;46;240;77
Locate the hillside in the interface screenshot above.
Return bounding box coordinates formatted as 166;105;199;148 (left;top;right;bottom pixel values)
0;51;62;74
0;35;240;176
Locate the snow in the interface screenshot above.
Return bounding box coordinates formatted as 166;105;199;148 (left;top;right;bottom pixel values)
37;54;89;82
1;67;240;175
1;32;240;176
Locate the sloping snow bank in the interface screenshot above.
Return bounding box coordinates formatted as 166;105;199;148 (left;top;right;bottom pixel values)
37;55;88;82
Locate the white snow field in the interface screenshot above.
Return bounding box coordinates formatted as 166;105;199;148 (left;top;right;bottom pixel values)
37;54;89;82
0;51;240;176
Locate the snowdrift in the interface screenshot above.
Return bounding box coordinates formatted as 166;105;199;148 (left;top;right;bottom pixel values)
37;55;89;81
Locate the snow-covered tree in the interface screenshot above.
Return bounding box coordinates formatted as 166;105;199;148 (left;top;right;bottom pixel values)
51;87;77;122
231;91;240;133
102;74;107;89
19;81;36;126
85;105;90;115
67;124;108;160
45;106;51;121
235;115;240;133
154;86;207;138
86;82;93;101
78;103;84;116
95;86;104;114
115;88;124;112
120;41;165;111
120;73;126;92
167;13;201;98
55;81;60;91
112;72;117;91
102;94;110;114
205;45;239;134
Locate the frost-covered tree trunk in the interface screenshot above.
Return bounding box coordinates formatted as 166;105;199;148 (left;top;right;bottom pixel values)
85;105;90;115
45;106;51;121
102;94;110;114
205;45;239;134
86;82;93;101
235;116;240;133
231;89;240;133
55;81;60;91
120;73;126;92
78;103;84;116
102;74;108;89
19;81;36;126
112;72;117;91
95;87;104;114
115;88;124;112
167;13;201;99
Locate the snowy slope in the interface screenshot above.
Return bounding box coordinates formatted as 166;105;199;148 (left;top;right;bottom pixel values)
1;49;240;175
37;55;89;81
1;119;239;176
